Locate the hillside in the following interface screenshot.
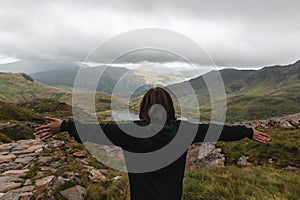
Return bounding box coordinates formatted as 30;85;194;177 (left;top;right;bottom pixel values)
30;66;186;95
167;60;300;122
0;73;69;103
0;73;126;121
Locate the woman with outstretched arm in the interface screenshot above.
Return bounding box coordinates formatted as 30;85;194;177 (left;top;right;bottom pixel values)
35;87;270;200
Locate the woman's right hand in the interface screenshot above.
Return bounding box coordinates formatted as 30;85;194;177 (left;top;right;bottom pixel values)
251;124;271;143
34;116;63;140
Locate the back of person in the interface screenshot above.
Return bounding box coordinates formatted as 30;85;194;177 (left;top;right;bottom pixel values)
128;151;188;200
125;120;188;200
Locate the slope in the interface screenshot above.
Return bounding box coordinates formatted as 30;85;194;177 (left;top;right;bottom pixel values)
168;60;300;122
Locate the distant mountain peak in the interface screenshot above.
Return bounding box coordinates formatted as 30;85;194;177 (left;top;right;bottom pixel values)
293;60;300;65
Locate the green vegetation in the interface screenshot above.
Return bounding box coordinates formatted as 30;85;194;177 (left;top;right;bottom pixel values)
183;166;300;200
0;124;34;142
217;128;300;168
0;101;44;123
0;72;124;113
0;72;68;103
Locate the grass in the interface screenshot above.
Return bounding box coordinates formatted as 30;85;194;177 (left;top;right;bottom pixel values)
183;166;300;200
216;128;300;168
0;101;44;123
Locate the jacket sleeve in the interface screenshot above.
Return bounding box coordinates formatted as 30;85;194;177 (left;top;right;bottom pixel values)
60;120;146;150
60;120;127;145
192;123;253;143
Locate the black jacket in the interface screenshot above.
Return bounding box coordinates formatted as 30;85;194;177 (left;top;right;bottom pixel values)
60;120;253;200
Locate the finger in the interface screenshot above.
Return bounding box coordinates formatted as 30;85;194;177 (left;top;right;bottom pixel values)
34;126;45;131
35;124;51;131
255;138;266;143
34;131;42;136
257;133;270;139
45;116;59;122
252;123;260;129
35;127;51;135
257;135;270;142
37;132;50;139
39;131;53;139
34;128;47;135
259;132;270;138
40;133;54;140
257;137;269;141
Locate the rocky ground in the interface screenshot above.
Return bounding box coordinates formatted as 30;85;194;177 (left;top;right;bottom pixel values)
0;138;122;200
187;113;300;169
234;113;300;129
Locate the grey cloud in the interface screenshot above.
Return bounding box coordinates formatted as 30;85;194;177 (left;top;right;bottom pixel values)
0;0;299;68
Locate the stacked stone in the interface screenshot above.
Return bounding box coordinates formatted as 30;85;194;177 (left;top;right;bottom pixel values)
234;113;300;129
186;142;225;169
0;139;123;200
0;139;44;199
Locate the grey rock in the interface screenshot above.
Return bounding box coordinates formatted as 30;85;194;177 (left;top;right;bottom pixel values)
0;192;33;200
17;152;39;158
111;176;122;182
1;169;29;176
282;165;300;171
88;168;107;182
186;142;225;169
237;156;252;167
49;140;65;148
0;144;12;152
0;175;23;183
35;175;55;190
52;176;70;189
49;162;61;168
61;172;81;182
14;156;35;164
27;145;44;152
8;186;35;193
38;156;52;165
0;182;22;193
60;185;86;200
234;113;300;129
0;151;10;155
24;179;32;186
0;154;16;163
11;147;26;152
0;162;23;173
0;192;19;200
11;150;33;155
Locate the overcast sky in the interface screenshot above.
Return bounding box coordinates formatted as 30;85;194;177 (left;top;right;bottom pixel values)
0;0;300;68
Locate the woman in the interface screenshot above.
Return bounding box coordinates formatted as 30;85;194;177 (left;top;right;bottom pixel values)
35;87;270;200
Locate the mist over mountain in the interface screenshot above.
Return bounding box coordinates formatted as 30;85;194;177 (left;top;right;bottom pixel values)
0;60;86;74
30;65;187;95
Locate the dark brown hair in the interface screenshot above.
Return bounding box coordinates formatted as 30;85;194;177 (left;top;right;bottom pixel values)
139;87;176;124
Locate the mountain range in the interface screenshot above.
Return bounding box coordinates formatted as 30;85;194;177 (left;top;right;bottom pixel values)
30;65;187;95
167;60;300;122
0;60;299;122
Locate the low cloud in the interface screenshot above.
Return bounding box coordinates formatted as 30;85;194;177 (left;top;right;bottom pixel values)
0;0;299;68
